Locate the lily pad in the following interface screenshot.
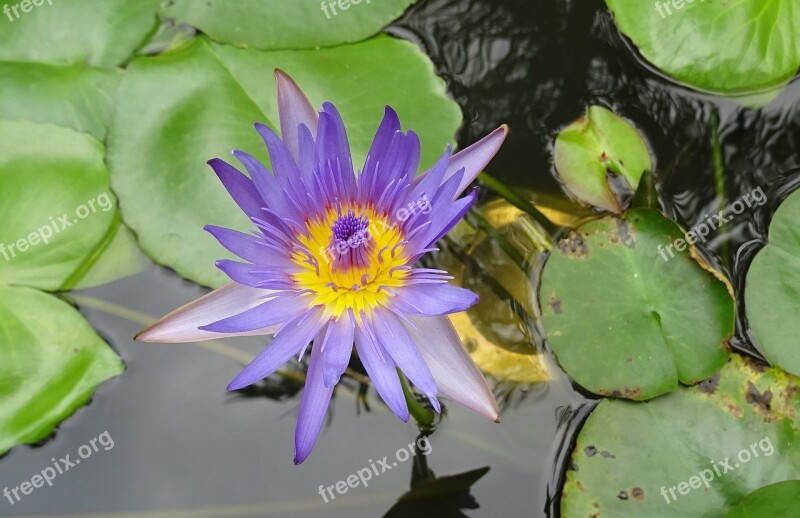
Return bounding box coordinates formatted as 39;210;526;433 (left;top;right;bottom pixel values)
539;208;733;400
605;0;800;100
109;36;462;288
162;0;416;51
0;286;124;455
561;355;800;517
0;0;161;67
745;189;800;376
0;120;117;291
725;480;800;518
0;62;121;140
554;106;651;214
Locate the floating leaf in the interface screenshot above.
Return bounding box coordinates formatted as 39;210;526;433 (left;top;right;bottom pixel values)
554;106;651;214
605;0;800;102
109;36;461;287
0;286;124;455
725;480;800;518
0;120;117;291
561;355;800;517
745;189;800;376
539;208;733;400
0;62;121;139
0;0;161;67
162;0;416;51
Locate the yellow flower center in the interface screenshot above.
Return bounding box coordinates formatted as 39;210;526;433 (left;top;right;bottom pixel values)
293;205;409;318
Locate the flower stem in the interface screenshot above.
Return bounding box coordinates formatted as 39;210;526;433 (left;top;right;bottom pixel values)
478;172;559;237
397;369;435;431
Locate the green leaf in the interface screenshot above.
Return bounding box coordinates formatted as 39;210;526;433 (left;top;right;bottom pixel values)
70;223;148;291
109;36;462;288
605;0;800;102
0;286;124;455
554;106;651;214
725;480;800;518
0;120;117;291
162;0;416;51
745;189;800;376
539;208;733;399
0;0;161;67
0;62;121;139
561;355;800;517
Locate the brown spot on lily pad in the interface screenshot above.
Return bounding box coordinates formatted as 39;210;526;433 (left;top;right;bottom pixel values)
631;487;644;500
698;372;721;394
558;231;590;259
597;386;642;400
549;294;563;315
745;382;773;414
617;490;628;500
584;445;598;457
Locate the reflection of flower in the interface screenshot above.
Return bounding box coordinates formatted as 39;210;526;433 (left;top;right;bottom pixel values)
136;71;506;464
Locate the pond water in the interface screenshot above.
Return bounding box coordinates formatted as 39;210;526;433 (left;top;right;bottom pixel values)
2;0;798;516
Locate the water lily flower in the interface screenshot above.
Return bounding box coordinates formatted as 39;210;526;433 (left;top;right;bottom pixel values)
136;70;507;464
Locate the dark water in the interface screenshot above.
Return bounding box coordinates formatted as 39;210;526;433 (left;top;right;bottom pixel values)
2;0;799;516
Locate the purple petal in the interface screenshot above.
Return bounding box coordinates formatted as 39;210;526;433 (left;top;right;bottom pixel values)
419;125;507;200
275;69;319;163
215;259;277;287
390;284;479;317
354;325;409;422
199;293;311;333
364;106;401;168
135;282;279;343
321;312;355;387
424;187;478;246
254;122;302;182
207;158;264;222
371;310;440;412
204;225;294;267
405;315;499;421
294;328;334;464
228;309;326;390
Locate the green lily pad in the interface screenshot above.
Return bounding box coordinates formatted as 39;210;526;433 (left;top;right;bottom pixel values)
0;286;124;455
554;106;651;214
725;480;800;518
0;0;161;67
0;62;121;139
109;36;462;288
162;0;416;51
605;0;800;101
561;355;800;517
0;120;117;291
745;189;800;376
539;208;733;400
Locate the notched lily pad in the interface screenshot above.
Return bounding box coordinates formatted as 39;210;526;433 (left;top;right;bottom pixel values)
554;106;651;214
109;36;461;288
539;208;733;400
745;188;800;376
561;355;800;517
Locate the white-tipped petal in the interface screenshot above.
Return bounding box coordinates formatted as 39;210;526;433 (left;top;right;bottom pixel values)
445;125;508;199
406;314;499;422
275;69;319;163
135;282;279;343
